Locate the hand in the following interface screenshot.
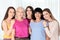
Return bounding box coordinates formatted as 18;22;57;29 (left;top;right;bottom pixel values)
43;21;47;28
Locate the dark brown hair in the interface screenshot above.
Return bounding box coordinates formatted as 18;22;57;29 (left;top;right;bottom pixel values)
3;6;16;20
32;7;44;20
43;8;60;34
2;6;16;30
25;6;34;18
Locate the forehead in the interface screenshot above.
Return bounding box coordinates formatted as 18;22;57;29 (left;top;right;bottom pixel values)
9;8;14;11
17;7;24;12
35;12;42;15
27;8;31;10
43;11;49;14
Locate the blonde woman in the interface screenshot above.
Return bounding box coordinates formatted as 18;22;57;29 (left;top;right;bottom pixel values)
12;7;29;40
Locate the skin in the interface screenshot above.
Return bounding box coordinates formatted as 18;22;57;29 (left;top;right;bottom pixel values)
16;7;24;19
35;12;41;22
26;8;32;19
2;8;15;40
11;7;25;40
29;12;42;34
43;11;53;22
43;11;53;40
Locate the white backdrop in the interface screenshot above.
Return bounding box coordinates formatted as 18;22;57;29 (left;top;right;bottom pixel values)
0;0;60;40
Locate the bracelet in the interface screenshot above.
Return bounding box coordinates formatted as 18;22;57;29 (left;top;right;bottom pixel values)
44;26;47;28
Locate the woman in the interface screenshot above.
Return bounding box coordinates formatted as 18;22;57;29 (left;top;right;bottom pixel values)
30;8;46;40
25;6;34;23
2;6;16;40
43;8;59;40
25;6;34;39
13;7;29;40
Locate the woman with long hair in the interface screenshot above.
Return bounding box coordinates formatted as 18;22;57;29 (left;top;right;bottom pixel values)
25;6;34;39
2;6;16;40
25;6;34;23
43;8;59;40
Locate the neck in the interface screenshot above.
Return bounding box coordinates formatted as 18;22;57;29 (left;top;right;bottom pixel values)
48;18;53;22
27;15;31;19
6;17;11;23
35;18;41;22
17;17;23;21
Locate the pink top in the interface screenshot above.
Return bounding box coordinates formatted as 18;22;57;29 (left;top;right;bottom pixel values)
13;19;29;38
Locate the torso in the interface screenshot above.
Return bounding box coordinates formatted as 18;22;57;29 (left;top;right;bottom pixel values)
30;20;46;40
3;20;12;39
13;19;29;38
49;20;58;40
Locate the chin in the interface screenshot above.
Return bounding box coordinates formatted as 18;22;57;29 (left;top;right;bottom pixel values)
45;18;48;20
36;17;40;19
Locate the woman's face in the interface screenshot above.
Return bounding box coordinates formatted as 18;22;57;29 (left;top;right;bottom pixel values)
8;8;15;18
35;12;41;19
43;11;51;20
26;8;32;16
16;8;24;18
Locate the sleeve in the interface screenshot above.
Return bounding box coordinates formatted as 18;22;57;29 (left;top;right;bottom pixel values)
45;21;58;38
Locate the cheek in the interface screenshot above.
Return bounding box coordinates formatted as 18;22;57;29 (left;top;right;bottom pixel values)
43;15;49;19
22;13;24;16
39;14;41;17
35;14;41;18
17;13;20;15
8;13;12;16
27;11;32;15
12;13;14;16
27;12;29;15
16;12;20;16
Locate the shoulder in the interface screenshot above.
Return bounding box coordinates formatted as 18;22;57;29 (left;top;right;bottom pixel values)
11;19;15;24
42;20;47;24
30;19;34;22
2;20;7;29
42;20;47;25
53;20;59;25
2;20;6;24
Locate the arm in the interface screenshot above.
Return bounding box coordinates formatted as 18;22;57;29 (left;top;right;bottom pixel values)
11;29;15;40
43;21;58;38
2;21;12;35
29;27;32;35
46;33;50;40
29;19;33;35
11;19;15;40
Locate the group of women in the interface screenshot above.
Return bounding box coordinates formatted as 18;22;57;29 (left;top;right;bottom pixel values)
2;6;59;40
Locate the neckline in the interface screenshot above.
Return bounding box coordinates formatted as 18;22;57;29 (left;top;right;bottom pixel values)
15;19;24;22
33;20;42;23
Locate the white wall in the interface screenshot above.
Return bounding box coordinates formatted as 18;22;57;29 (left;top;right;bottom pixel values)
0;0;18;39
18;0;59;22
0;0;60;40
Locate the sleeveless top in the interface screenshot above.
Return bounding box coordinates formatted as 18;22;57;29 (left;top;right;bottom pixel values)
30;20;46;40
3;21;12;39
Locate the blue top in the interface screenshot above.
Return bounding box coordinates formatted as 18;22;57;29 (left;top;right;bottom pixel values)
30;20;46;40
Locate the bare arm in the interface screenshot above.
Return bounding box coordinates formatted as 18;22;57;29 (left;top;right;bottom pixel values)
11;20;15;40
29;27;32;35
2;21;12;35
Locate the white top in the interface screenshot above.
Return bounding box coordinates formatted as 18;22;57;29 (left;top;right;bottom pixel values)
45;20;59;40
